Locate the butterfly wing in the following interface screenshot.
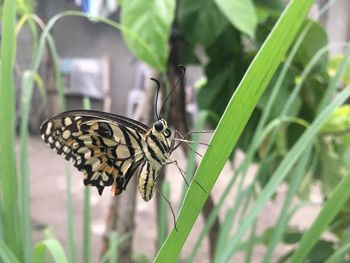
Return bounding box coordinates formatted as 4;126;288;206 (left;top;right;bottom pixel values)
40;110;150;195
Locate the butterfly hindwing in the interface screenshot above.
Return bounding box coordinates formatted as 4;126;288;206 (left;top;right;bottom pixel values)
40;110;149;195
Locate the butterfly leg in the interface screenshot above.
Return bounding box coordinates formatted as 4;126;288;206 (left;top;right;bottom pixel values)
166;160;207;193
165;160;189;187
155;187;178;232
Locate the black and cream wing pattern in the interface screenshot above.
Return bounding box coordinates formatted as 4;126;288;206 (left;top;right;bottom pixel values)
40;110;150;196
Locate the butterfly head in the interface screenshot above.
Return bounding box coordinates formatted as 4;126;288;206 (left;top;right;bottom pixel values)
153;119;172;139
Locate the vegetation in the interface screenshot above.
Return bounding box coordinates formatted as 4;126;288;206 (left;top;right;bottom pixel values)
1;0;350;262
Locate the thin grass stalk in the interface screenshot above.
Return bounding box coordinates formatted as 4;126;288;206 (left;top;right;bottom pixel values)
262;147;312;263
64;164;77;263
180;111;208;202
325;243;350;263
290;167;350;262
244;219;257;263
217;85;350;262
158;180;170;249
16;14;46;263
0;0;21;259
19;72;38;263
100;232;130;263
318;43;350;113
215;188;248;256
214;185;253;257
186;161;239;262
82;96;91;263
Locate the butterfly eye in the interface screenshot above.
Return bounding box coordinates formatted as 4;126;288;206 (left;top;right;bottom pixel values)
164;128;171;138
154;120;164;132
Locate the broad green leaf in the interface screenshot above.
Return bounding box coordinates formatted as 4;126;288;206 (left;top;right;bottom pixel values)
214;0;257;38
294;20;328;69
120;0;175;71
178;0;228;47
198;26;245;121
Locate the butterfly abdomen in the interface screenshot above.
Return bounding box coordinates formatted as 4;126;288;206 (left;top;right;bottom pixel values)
138;161;157;201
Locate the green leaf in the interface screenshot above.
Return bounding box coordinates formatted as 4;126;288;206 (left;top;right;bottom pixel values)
32;239;69;263
328;55;350;85
198;26;244;120
290;168;350;262
294;20;328;69
0;239;20;263
214;0;257;38
154;1;314;262
121;0;175;71
321;105;350;133
319;106;350;197
0;0;21;259
178;0;228;47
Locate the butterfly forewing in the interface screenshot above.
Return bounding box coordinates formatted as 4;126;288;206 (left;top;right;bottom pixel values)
40;110;150;195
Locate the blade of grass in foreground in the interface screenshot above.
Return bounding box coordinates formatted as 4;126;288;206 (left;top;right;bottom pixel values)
0;239;20;263
154;1;314;262
32;238;68;263
19;71;44;263
0;0;21;259
290;168;350;262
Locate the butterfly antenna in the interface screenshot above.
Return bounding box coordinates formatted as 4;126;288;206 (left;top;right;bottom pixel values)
156;188;178;232
159;65;186;119
150;78;161;120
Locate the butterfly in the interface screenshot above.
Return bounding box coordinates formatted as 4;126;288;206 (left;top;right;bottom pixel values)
40;109;175;201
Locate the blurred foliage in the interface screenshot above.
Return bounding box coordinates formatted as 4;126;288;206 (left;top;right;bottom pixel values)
0;0;36;17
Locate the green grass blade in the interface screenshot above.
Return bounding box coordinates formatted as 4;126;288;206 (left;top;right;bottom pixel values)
218;85;350;262
82;189;91;261
82;96;91;263
325;243;350;263
0;0;21;259
0;239;21;263
290;169;350;262
65;165;77;263
158;180;170;250
262;148;312;263
180;111;208;202
19;71;43;263
32;238;69;263
100;232;130;263
154;1;314;262
318;43;350;113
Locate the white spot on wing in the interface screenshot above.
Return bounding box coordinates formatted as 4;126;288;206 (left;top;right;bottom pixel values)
46;122;53;135
64;117;72;126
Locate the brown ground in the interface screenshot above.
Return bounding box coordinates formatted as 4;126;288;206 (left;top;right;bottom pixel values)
29;136;320;262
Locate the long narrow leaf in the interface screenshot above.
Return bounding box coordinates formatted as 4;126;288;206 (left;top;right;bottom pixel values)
82;96;91;263
0;0;21;259
0;239;21;263
32;239;69;263
19;71;44;263
290;168;350;262
154;1;314;262
219;85;350;262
